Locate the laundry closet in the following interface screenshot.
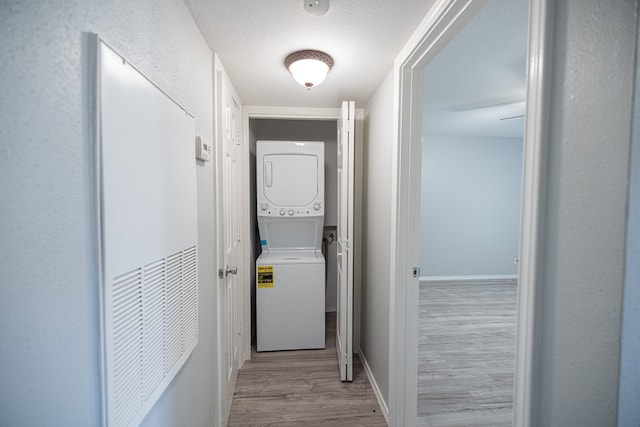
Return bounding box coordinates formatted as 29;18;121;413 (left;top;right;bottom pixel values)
248;119;339;344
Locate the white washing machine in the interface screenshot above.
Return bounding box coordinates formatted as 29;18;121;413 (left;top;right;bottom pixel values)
256;251;325;351
256;140;325;351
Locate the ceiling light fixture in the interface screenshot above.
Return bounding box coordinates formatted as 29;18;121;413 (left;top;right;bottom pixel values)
284;50;333;90
304;0;330;16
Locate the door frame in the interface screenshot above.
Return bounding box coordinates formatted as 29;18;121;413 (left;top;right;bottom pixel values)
388;0;555;426
241;105;363;359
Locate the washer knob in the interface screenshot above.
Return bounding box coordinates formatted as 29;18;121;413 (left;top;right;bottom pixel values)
288;209;294;216
313;203;321;210
260;203;268;211
279;209;286;216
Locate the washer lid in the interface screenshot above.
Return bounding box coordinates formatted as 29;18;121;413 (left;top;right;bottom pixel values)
258;216;323;251
257;250;324;264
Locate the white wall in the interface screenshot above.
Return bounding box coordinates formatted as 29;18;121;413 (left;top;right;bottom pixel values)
360;70;394;405
0;1;217;426
249;119;339;312
536;1;637;425
420;135;522;277
617;10;640;426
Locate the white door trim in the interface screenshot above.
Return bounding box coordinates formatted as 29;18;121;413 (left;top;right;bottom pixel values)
244;105;340;120
213;56;225;427
514;1;555;425
387;0;554;426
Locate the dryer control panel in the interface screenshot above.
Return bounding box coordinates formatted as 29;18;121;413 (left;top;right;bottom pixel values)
258;201;324;217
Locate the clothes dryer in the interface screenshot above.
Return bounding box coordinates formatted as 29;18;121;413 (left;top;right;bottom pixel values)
256;140;325;224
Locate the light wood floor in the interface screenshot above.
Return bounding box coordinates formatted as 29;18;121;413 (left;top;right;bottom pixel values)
418;280;517;427
228;313;387;426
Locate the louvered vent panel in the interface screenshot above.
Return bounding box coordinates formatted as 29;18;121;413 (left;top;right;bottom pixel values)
142;259;165;400
182;246;198;346
165;252;183;369
109;247;198;427
112;269;143;427
100;40;198;427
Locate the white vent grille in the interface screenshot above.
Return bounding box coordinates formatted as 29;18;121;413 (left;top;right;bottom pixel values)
99;39;198;427
112;269;143;427
109;247;198;427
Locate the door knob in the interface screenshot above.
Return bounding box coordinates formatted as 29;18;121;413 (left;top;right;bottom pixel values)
225;265;238;276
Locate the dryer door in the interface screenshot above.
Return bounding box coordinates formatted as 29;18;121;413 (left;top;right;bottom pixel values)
263;153;319;207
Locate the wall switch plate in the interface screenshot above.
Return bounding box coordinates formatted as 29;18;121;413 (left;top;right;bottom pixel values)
195;136;212;161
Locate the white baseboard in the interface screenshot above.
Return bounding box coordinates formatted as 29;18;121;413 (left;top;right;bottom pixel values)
419;274;518;283
359;348;389;424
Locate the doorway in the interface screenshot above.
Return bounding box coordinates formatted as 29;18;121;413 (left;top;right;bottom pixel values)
389;0;554;425
247;118;340;340
226;108;379;424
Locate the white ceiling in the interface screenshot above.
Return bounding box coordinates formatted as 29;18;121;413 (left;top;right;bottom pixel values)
183;0;437;108
182;0;529;137
422;0;529;138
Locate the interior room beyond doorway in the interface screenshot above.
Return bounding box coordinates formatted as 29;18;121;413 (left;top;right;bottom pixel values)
417;0;528;424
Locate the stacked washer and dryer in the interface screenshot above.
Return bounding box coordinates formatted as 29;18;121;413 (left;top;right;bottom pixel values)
255;140;326;352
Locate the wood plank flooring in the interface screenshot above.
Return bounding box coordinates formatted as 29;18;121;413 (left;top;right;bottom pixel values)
228;313;386;426
418;280;517;427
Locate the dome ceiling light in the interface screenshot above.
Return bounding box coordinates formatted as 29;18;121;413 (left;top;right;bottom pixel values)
284;50;334;90
304;0;330;16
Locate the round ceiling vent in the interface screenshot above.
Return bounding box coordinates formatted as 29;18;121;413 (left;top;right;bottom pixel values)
303;0;330;16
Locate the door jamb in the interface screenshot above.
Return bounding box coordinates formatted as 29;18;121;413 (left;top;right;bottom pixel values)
387;0;554;426
213;56;225;427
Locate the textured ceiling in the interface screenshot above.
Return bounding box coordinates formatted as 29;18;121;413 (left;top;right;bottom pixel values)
184;0;437;108
183;0;529;137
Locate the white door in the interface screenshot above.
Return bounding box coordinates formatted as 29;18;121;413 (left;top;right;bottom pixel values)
336;100;355;381
216;66;242;423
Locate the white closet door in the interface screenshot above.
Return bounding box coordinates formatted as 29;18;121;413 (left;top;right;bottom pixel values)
336;100;355;381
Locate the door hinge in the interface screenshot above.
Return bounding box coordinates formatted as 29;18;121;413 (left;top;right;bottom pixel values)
412;267;420;278
342;352;352;366
343;239;351;250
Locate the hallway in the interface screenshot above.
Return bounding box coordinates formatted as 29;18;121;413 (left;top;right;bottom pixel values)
228;313;386;426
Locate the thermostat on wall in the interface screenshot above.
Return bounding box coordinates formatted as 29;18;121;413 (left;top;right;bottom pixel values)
195;136;212;161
